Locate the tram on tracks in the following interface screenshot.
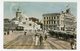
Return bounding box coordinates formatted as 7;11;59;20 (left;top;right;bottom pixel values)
48;30;76;41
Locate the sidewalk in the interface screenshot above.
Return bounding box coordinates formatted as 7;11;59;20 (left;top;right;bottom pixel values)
4;31;23;45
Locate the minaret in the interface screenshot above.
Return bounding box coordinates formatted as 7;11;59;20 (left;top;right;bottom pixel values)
16;8;21;21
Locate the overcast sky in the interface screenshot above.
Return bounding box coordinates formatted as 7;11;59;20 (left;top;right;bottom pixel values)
4;2;77;20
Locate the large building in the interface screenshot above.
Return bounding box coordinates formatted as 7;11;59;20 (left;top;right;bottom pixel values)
13;8;41;31
4;8;41;31
42;8;76;34
63;8;76;33
4;18;11;31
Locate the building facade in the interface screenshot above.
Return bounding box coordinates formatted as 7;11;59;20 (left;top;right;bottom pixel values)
43;8;76;34
43;12;65;31
7;8;41;31
63;9;76;33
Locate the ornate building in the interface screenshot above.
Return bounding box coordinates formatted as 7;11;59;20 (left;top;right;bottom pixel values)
43;8;76;34
9;8;41;31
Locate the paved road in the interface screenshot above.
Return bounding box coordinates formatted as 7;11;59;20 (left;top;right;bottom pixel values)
4;31;72;49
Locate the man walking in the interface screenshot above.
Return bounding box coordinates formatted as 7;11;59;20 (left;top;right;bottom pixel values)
44;34;47;40
24;31;27;35
70;38;76;49
39;34;43;45
7;31;9;35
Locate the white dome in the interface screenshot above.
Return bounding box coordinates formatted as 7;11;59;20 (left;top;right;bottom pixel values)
21;13;29;22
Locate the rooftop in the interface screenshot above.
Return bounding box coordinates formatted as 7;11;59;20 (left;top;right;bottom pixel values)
43;13;61;16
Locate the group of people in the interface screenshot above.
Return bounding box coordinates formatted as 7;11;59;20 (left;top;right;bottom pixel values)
23;30;47;46
34;33;47;46
24;30;76;49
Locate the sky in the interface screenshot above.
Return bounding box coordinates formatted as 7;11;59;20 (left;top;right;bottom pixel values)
4;2;77;20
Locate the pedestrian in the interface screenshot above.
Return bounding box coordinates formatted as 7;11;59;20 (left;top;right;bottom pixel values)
7;31;9;35
24;31;27;35
44;34;47;40
70;38;75;49
35;33;39;46
39;34;43;45
12;29;13;32
4;32;6;35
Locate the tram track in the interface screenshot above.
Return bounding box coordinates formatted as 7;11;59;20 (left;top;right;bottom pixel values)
49;38;70;49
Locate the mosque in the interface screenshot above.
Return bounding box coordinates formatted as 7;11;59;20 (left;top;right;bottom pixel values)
10;8;41;31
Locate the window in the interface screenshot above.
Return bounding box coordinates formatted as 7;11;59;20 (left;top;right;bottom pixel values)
49;21;50;24
44;21;45;24
49;17;50;19
57;20;59;25
52;17;53;19
47;21;48;24
29;23;32;26
54;16;56;19
52;21;53;24
54;21;56;24
44;17;45;19
23;22;26;24
61;27;63;31
47;17;48;19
